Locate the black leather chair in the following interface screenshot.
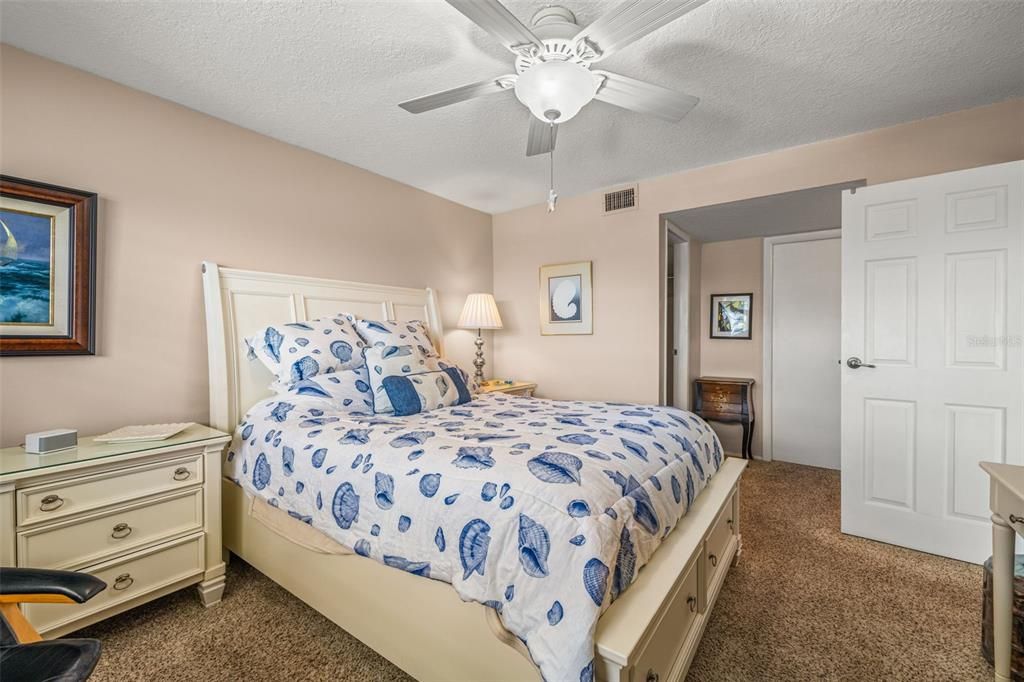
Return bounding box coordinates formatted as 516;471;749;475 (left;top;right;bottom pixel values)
0;567;107;682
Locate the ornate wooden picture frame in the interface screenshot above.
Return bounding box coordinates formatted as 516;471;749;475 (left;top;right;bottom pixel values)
0;175;97;355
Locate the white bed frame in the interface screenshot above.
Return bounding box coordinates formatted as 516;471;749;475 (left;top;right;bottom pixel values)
202;262;746;682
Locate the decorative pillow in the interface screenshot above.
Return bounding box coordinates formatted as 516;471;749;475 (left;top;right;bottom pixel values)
442;362;479;395
282;366;375;414
383;368;472;416
355;319;439;358
246;315;365;385
363;344;444;414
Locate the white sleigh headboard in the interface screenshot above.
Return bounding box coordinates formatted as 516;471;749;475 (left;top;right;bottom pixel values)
202;262;443;433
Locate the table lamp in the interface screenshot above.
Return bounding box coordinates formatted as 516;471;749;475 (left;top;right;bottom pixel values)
458;293;503;384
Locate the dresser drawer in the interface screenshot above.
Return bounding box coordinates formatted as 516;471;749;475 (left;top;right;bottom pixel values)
702;401;744;416
700;383;743;402
633;555;701;682
25;533;206;634
18;453;204;527
705;492;736;591
18;489;204;570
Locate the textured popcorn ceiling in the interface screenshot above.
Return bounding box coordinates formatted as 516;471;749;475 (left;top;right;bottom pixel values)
2;0;1022;214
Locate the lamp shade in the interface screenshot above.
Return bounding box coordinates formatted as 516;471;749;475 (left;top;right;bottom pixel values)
458;293;503;330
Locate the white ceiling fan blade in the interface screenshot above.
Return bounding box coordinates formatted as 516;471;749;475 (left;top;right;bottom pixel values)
526;117;558;157
399;76;515;114
575;0;712;61
592;70;699;122
445;0;544;55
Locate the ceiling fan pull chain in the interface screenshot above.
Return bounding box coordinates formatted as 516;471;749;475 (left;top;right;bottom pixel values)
547;123;558;213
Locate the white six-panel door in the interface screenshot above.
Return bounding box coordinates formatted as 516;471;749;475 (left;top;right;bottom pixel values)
841;161;1023;564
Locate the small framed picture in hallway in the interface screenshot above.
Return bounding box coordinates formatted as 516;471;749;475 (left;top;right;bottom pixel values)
710;292;752;339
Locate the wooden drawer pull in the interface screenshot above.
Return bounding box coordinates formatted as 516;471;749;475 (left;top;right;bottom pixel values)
646;670;659;682
709;553;718;567
173;467;191;481
687;595;696;612
112;573;134;591
111;522;133;539
39;494;64;512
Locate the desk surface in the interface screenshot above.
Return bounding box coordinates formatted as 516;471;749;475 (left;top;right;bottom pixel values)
982;462;1024;500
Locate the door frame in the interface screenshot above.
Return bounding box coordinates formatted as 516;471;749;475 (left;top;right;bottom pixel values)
660;219;691;407
761;228;842;461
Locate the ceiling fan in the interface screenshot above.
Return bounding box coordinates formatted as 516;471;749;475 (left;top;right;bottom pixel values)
399;0;709;161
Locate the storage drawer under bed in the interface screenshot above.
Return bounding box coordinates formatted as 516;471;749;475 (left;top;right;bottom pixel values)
704;491;737;592
632;554;701;682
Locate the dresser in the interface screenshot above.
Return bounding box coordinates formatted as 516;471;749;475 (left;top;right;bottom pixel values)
693;377;755;459
480;380;537;397
0;425;230;638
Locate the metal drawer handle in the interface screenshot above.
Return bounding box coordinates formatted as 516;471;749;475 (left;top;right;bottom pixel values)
709;553;718;567
111;522;133;539
40;494;64;512
112;573;134;591
687;595;696;613
646;670;659;682
1010;515;1024;525
173;467;191;481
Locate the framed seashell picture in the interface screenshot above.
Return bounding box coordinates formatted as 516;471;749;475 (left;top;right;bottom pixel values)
539;261;592;335
0;175;97;355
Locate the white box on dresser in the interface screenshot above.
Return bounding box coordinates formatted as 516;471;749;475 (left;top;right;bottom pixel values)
0;424;230;637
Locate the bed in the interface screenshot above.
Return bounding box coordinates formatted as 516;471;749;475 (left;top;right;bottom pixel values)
202;262;746;682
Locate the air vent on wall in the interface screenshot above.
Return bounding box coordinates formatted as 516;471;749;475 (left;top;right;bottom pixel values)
603;185;638;215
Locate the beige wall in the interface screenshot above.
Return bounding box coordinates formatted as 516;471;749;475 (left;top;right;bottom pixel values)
0;47;493;446
493;98;1024;422
698;238;764;455
3;45;1022;450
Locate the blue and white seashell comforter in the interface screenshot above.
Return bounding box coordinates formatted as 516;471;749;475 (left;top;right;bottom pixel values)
225;392;723;682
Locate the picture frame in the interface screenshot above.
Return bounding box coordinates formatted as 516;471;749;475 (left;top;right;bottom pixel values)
539;261;592;335
0;175;97;355
710;292;752;340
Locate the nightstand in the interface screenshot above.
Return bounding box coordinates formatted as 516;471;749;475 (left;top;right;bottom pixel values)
0;424;230;638
693;376;755;458
479;380;537;397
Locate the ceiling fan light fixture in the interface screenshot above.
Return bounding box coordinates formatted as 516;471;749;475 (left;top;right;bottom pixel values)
514;60;598;124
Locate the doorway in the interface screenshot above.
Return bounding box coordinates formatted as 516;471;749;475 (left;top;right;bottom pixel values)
763;230;842;469
661;221;690;409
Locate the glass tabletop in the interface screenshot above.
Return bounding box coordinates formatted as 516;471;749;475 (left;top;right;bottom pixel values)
0;424;229;478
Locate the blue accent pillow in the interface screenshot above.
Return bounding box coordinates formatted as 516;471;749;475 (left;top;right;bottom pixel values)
363;344;441;414
382;367;472;416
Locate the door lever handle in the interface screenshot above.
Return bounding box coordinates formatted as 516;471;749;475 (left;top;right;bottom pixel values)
846;357;876;369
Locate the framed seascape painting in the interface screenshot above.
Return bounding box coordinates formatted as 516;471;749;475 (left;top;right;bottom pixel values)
0;176;97;355
710;292;752;340
539;261;592;335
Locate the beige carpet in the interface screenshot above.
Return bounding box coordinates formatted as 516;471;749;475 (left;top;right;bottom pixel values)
75;460;991;681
